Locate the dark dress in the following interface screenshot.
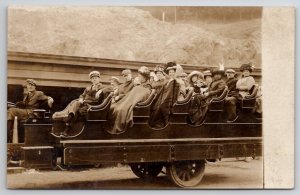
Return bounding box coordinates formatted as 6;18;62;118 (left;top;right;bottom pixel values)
149;79;180;128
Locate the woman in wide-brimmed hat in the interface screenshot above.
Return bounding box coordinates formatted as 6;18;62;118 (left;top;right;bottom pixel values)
225;63;256;123
236;63;255;98
187;71;204;87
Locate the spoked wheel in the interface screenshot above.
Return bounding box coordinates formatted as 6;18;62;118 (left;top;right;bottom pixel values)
130;163;163;180
167;160;205;188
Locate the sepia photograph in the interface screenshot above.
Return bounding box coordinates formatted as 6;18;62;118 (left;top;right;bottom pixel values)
6;5;268;189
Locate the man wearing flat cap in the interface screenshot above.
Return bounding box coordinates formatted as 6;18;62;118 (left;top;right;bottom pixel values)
53;71;105;135
225;69;238;97
7;79;53;142
112;69;134;104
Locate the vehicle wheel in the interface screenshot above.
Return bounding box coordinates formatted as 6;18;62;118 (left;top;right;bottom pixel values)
167;160;205;188
130;163;163;179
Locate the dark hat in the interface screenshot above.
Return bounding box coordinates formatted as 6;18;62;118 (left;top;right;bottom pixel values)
109;76;121;85
89;71;100;79
138;66;150;80
166;66;177;73
187;71;204;84
121;69;132;76
26;79;37;86
164;62;176;73
211;68;225;76
240;63;253;73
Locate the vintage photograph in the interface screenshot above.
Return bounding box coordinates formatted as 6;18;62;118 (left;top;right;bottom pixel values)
7;6;263;189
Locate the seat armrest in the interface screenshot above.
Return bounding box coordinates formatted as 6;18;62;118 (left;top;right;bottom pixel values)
210;86;229;102
176;88;194;105
89;93;113;111
136;89;156;107
244;84;258;99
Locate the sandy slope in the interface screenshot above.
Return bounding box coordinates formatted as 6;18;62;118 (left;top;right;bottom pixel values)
8;6;261;67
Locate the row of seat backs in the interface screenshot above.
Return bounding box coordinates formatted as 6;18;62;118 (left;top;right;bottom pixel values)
173;84;259;113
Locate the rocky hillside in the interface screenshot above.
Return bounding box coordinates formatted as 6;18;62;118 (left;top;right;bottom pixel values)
8;6;261;67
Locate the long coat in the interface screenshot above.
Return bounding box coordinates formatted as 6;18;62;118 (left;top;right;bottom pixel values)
226;77;238;96
114;80;134;101
109;82;152;133
8;90;49;120
207;79;226;99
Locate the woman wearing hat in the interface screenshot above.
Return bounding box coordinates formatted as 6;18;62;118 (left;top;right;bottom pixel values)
53;71;105;135
187;71;207;94
150;65;167;90
165;63;187;101
236;63;255;98
7;79;53;142
109;76;121;103
109;66;152;134
224;63;256;122
186;71;210;125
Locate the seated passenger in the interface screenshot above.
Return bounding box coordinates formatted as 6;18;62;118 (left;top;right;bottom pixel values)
150;65;167;91
225;69;238;97
203;70;213;87
108;66;152;133
180;72;189;87
204;68;226;101
187;68;226;125
225;63;256;122
52;71;105;122
150;72;156;83
110;76;121;91
187;71;208;125
254;86;262;118
187;71;207;94
112;69;134;104
165;63;186;101
7;79;54;142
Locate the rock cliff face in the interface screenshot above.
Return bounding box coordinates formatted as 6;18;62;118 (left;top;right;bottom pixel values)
8;6;261;67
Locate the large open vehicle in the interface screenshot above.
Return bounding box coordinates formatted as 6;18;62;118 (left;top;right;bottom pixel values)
7;81;262;188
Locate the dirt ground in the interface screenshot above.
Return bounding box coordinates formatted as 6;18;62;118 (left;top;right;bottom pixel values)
7;158;263;189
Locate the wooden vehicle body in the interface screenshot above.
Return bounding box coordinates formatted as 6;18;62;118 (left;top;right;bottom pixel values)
8;84;262;188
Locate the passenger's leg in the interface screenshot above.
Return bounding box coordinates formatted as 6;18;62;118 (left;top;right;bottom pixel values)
67;100;82;121
7;108;30;143
225;97;238;122
7;120;13;143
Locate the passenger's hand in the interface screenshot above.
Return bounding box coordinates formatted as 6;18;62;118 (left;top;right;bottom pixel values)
204;92;209;97
78;99;84;104
95;90;102;99
47;97;54;108
115;96;119;101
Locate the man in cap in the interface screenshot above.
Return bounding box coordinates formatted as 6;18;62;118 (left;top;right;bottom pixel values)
225;63;255;122
112;69;134;104
203;70;213;86
225;69;238;96
53;71;104;135
7;79;54;142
